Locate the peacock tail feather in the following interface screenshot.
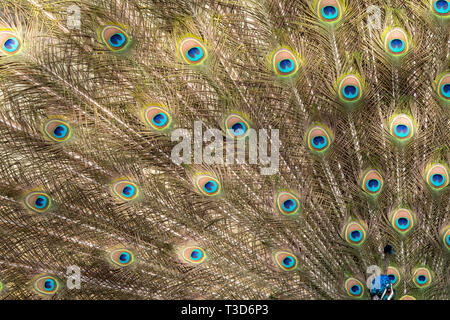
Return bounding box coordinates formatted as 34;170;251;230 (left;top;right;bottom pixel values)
0;0;448;300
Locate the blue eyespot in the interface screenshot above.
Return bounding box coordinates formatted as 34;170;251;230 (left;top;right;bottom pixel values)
110;248;134;266
231;122;247;136
195;175;221;197
152;113;168;127
143;106;172;131
349;230;362;242
35;196;48;209
322;6;338;19
441;84;450;98
384;28;409;56
121;184;136;198
434;0;449;14
345;278;364;297
179;38;207;65
396;217;410;230
277;59;295;73
389;39;405;53
24;192;51;214
275;252;298;271
366;179;380;192
425;164;448;190
311;136;327;150
190;249;203;261
187;47;204;62
203;180;218;194
182;246;206;264
282;199;297;213
276;192;301;216
350;285;361;295
109;33;126;48
43;119;71;142
417;275;427;284
111;180;139;201
100;26;131;52
272;49;299;76
119;252;131;263
446;234;450;245
394;124;410;137
53;125;68;138
225;114;250;138
3;37;19;52
388;274;397;283
282;256;295;268
343;85;358;99
44;279;55;291
431;174;444;187
307;125;332;153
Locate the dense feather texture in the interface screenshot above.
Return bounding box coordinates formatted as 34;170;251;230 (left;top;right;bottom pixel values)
0;0;448;300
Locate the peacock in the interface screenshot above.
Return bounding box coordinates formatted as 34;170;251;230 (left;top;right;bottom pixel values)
0;0;448;301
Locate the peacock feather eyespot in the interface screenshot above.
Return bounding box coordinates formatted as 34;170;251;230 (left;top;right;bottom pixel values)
430;0;450;17
383;27;410;57
178;37;207;65
389;114;415;143
180;246;206;264
316;0;344;24
412;267;432;288
42;119;72;143
142;104;173;131
360;169;384;197
273;251;298;271
389;208;416;235
435;72;450;102
224;113;250;139
275;191;301;217
33;275;59;296
400;295;416;300
99;25;131;52
0;29;22;56
342;221;367;246
111;179;139;201
336;74;363;104
271;48;299;77
386;266;401;288
110;248;135;267
424;163;449;191
194;173;221;197
305;124;333;153
345;278;364;298
24;191;51;214
440;225;450;250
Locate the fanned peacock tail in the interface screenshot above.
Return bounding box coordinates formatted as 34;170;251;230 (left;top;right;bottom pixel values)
0;0;448;300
